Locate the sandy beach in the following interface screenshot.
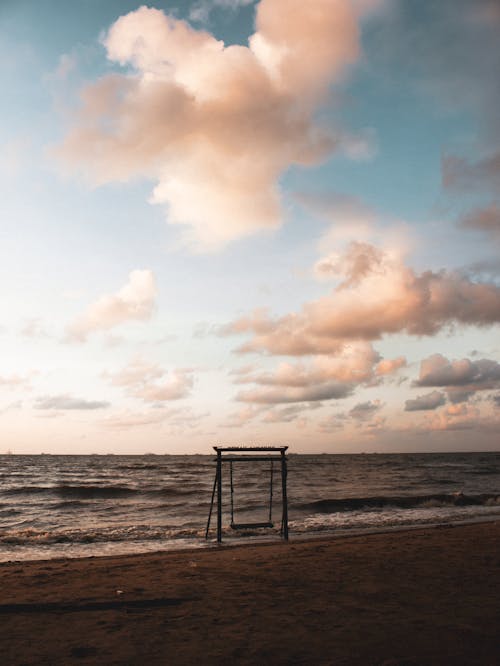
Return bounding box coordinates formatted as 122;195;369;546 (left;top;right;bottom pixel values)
0;521;498;665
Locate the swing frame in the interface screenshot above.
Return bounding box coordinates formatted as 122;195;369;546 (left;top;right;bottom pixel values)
205;446;289;543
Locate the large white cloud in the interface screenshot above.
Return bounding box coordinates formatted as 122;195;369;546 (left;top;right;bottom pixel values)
57;1;374;251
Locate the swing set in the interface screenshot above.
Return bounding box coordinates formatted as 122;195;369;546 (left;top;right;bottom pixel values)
205;446;289;543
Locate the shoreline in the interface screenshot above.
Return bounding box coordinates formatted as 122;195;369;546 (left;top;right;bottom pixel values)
2;512;500;565
1;521;499;664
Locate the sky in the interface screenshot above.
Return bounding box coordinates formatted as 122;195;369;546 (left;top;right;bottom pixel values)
1;0;500;454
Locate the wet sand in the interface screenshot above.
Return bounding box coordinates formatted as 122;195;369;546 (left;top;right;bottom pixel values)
0;521;499;665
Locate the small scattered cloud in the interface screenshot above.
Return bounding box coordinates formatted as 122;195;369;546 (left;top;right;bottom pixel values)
422;403;481;432
349;400;383;420
405;390;446;412
375;356;406;376
442;152;500;195
66;270;156;342
414;354;500;407
133;371;194;402
318;412;348;433
0;373;33;390
34;394;110;410
103;358;194;402
20;318;49;339
237;381;353;404
101;407;184;429
103;358;164;387
459;203;500;241
415;354;500;389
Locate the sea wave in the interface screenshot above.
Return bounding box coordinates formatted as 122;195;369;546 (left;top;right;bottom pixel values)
0;524;203;546
3;485;139;499
294;492;500;513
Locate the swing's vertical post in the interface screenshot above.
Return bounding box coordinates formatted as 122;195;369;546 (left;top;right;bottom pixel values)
216;448;222;543
281;448;288;540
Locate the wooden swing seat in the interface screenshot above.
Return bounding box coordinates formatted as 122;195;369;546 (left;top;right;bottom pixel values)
230;521;274;530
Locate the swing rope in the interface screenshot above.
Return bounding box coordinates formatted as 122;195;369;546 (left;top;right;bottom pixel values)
230;460;235;526
268;460;274;523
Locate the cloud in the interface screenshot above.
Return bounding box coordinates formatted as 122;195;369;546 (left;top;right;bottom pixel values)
104;358;194;402
20;318;49;339
234;343;380;385
222;404;265;427
415;354;500;389
405;390;446;412
262;404;313;423
66;270;156;342
233;342;388;404
34;394;110;410
103;358;164;387
56;1;376;251
224;242;500;355
349;399;383;420
422;403;481;432
99;406;205;430
101;409;172;429
318;413;347;433
132;370;194;402
442;153;500;195
459;203;500;240
375;357;406;376
0;374;32;390
237;381;352;404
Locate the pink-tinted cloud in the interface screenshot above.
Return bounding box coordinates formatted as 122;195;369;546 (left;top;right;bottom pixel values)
459;203;500;240
20;318;49;339
405;390;446;412
375;356;406;376
349;399;383;420
100;406;201;430
104;358;194;403
34;394;110;410
415;354;500;389
0;373;32;390
422;403;481;431
442;152;500;194
224;243;500;354
132;370;194;402
66;270;156;342
56;1;373;251
237;381;353;404
261;404;316;423
103;358;164;387
234;343;380;386
233;342;389;404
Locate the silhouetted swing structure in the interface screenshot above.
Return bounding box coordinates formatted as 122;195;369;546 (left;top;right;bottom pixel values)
205;446;288;543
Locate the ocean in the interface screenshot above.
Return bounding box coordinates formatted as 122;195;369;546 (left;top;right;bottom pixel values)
1;452;499;562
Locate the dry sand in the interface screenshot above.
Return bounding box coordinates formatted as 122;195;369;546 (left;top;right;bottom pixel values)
0;521;499;665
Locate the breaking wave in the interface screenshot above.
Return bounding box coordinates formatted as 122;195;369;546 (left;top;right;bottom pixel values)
295;492;500;513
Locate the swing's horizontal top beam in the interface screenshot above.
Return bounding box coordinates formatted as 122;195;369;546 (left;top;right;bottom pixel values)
213;446;288;452
215;455;284;463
